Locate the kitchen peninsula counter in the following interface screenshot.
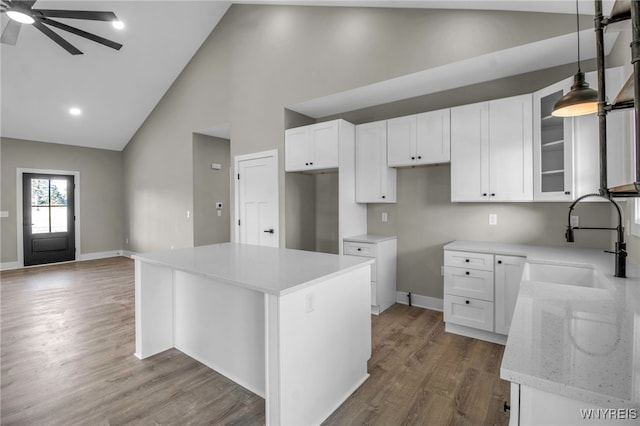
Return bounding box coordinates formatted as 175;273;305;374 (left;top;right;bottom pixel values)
133;243;373;426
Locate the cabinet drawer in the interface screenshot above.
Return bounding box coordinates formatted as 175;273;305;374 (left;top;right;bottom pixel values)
444;250;494;271
444;267;494;301
444;295;494;332
344;241;376;258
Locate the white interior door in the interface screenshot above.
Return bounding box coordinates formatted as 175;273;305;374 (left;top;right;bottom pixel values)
236;150;279;247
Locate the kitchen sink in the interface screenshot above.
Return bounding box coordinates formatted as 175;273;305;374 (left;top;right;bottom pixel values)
522;263;613;289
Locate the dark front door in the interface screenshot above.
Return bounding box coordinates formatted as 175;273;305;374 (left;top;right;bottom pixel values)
23;173;75;266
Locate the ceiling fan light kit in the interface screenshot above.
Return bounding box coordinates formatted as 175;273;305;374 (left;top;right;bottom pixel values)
1;0;123;55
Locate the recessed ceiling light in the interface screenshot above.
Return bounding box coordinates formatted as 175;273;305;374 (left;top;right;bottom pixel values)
7;10;35;25
112;20;124;30
69;107;82;116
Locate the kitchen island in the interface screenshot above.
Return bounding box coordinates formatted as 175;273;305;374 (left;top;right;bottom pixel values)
133;243;373;426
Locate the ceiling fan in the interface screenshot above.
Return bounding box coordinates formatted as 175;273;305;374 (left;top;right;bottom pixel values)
0;0;122;55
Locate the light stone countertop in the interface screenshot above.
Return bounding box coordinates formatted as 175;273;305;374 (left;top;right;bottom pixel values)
444;240;640;409
343;234;397;244
133;242;373;296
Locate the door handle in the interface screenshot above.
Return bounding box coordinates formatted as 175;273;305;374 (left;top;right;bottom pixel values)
263;229;274;234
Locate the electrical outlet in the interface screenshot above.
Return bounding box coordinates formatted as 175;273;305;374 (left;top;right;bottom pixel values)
489;214;497;226
186;210;191;219
381;212;388;223
125;238;129;244
570;215;579;227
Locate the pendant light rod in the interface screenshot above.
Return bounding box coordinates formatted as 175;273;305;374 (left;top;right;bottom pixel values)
595;0;608;195
576;0;581;71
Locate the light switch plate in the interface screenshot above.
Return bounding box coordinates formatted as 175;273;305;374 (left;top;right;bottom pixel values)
0;211;8;218
489;213;497;226
381;212;388;223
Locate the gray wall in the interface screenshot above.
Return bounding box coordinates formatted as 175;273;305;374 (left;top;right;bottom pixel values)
120;4;635;299
122;4;580;255
0;137;123;263
193;133;231;246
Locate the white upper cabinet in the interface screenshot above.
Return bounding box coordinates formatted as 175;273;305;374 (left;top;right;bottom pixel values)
285;120;340;172
451;94;533;202
532;67;630;201
356;120;397;203
387;109;450;167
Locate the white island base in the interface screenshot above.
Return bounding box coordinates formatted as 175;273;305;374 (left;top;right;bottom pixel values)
134;243;373;426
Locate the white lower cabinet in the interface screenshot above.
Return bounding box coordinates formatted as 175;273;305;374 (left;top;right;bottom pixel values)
344;235;397;315
494;255;526;335
509;383;637;425
444;250;525;342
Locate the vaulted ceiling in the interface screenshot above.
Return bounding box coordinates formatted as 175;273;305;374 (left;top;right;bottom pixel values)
0;1;616;151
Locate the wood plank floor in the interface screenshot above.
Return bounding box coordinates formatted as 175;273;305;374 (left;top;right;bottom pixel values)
1;257;510;425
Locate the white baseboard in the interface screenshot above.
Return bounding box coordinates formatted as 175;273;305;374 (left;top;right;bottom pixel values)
1;249;128;271
0;261;20;271
121;250;137;258
77;250;124;261
396;291;443;312
445;323;507;345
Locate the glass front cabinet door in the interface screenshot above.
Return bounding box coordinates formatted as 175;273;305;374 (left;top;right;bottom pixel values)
533;76;574;201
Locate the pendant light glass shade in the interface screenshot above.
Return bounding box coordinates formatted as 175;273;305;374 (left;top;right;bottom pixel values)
552;71;599;117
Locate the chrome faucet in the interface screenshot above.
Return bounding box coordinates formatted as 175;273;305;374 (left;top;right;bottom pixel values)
565;193;626;278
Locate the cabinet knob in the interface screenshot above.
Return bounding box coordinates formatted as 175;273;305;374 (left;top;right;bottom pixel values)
357;248;361;251
305;162;309;166
498;260;502;264
465;259;470;263
382;195;386;199
482;193;488;197
465;271;470;275
411;156;415;160
565;191;571;195
465;300;470;305
310;162;313;165
417;156;422;159
491;193;496;197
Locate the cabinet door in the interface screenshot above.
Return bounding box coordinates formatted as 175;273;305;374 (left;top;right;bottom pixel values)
387;115;417;167
310;121;339;170
451;102;490;201
533;77;574;201
489;94;533;202
416;108;450;165
494;255;526;335
356;121;396;203
285;126;311;172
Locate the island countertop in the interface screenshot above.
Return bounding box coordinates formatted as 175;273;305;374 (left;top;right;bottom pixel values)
445;241;640;409
132;242;373;296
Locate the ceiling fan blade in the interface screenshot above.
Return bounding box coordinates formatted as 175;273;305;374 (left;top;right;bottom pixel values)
1;18;20;45
41;17;122;50
32;20;82;55
34;9;117;21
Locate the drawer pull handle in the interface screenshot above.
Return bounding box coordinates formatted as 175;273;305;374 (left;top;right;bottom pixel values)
465;271;470;275
465;300;470;305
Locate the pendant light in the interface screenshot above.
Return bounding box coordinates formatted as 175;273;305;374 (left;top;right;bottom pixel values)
552;0;599;117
